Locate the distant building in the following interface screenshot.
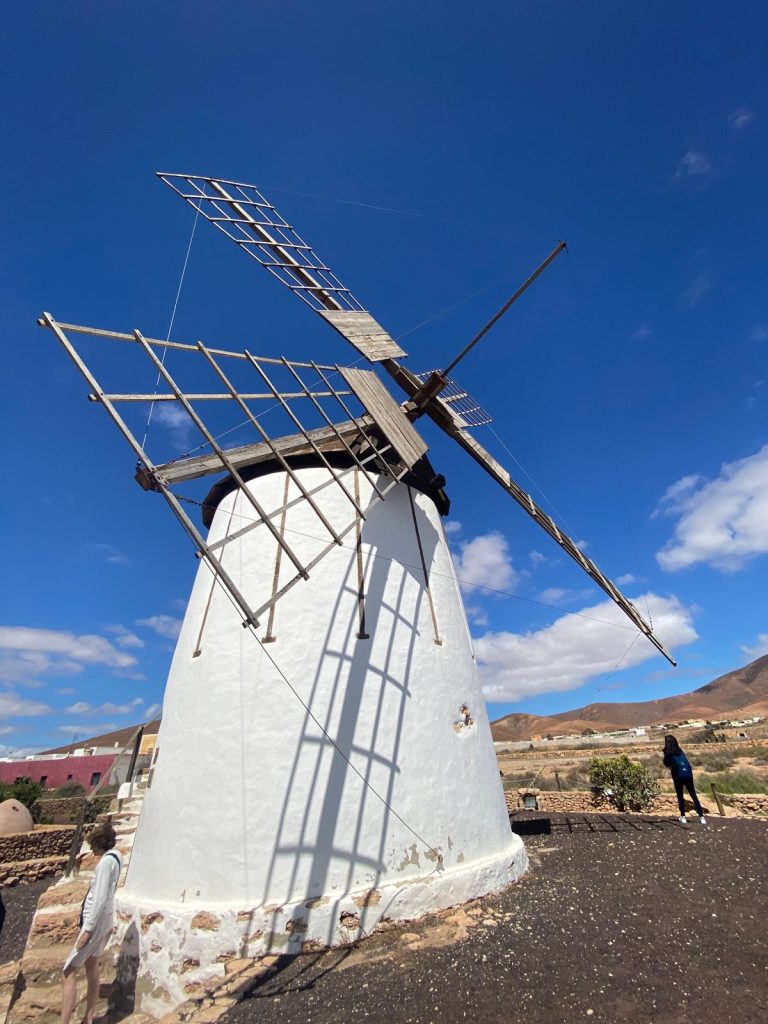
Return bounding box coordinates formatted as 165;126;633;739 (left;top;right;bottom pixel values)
0;719;160;792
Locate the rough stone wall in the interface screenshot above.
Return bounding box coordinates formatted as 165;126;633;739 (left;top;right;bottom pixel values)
34;796;111;824
728;794;768;816
507;790;712;816
0;856;68;886
0;826;75;865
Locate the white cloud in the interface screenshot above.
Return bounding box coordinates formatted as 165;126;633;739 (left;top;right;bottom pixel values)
0;691;51;717
56;687;75;695
57;723;118;735
728;108;754;130
529;550;546;567
152;403;195;447
655;444;768;571
464;605;489;627
443;520;462;536
679;272;713;308
88;543;132;568
748;323;768;343
143;703;162;720
616;573;636;585
0;627;139;685
477;593;697;702
538;587;569;603
136;615;183;640
741;633;768;661
101;698;145;715
65;697;145;716
632;324;653;341
104;625;144;649
676;150;711;177
452;532;517;594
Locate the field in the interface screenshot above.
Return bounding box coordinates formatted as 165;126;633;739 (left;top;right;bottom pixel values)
496;737;768;800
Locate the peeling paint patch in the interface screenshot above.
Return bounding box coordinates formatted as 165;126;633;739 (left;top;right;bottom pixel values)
397;843;420;871
305;895;329;909
140;911;164;933
285;917;307;934
190;911;220;931
353;889;381;908
339;911;361;930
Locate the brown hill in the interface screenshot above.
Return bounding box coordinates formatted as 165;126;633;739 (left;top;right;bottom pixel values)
491;653;768;742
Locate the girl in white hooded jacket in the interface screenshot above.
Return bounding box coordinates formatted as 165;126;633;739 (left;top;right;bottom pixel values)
60;821;122;1024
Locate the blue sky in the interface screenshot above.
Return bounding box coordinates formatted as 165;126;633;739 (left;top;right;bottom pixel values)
1;2;767;753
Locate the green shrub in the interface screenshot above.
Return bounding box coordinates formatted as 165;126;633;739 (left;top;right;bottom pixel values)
691;751;736;772
704;771;768;795
589;755;660;812
0;777;46;822
53;781;86;798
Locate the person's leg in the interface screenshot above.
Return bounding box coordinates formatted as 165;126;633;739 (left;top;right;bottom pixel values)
83;956;101;1024
60;966;78;1024
685;779;704;817
673;777;686;817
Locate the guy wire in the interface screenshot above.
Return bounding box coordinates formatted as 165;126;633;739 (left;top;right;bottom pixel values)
141;205;201;449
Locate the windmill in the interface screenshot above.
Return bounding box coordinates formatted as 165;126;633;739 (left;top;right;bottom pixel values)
40;174;673;1012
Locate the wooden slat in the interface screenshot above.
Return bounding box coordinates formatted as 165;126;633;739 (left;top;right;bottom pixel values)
339;368;427;468
320;310;407;361
144;415;374;488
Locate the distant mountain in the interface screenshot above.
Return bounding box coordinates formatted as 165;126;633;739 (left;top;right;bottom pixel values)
491;653;768;742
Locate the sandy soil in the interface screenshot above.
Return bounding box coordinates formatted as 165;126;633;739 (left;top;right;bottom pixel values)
223;813;768;1024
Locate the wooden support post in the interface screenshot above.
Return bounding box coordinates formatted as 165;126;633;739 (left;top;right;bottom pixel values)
710;783;726;816
554;772;562;792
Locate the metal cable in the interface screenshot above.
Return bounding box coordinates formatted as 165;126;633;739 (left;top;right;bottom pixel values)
141;205;201;449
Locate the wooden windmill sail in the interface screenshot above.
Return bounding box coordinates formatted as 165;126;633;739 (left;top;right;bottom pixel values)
40;174;674;1014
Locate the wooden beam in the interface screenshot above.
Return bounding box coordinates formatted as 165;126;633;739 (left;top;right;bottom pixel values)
142;415;375;489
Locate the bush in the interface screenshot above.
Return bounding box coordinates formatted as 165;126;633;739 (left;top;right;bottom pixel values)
691;729;727;744
0;777;47;822
589;755;660;812
704;771;768;795
53;781;86;798
691;751;736;772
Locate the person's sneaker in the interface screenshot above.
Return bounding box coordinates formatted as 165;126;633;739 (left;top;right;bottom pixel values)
678;815;688;825
699;816;707;824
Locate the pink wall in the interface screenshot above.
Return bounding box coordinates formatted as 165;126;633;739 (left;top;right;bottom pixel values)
0;754;117;792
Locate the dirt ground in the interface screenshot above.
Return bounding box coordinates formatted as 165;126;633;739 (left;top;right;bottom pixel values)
223;813;767;1024
0;878;50;964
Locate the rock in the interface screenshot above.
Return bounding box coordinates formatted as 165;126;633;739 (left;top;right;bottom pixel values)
190;912;220;931
37;879;89;909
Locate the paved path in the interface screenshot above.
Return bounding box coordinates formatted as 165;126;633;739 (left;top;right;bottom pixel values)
223;813;768;1024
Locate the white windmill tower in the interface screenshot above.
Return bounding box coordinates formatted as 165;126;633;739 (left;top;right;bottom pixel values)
41;174;674;1012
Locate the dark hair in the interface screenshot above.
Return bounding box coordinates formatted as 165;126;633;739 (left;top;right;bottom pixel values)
88;821;117;855
664;735;681;757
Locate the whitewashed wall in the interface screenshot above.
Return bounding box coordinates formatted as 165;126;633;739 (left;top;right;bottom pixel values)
118;464;526;1011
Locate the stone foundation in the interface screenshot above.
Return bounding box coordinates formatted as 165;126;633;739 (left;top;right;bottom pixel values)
115;837;528;1016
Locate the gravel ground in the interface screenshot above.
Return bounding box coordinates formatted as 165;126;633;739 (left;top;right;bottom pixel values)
224;813;768;1024
0;879;51;964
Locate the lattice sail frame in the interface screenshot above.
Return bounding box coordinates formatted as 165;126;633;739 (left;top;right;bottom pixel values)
39;313;427;628
158;174;406;361
40;172;676;666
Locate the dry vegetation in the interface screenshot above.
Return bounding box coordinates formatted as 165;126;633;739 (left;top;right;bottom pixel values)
498;738;768;799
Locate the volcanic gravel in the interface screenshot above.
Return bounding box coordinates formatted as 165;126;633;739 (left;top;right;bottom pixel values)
0;878;51;964
224;813;767;1024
